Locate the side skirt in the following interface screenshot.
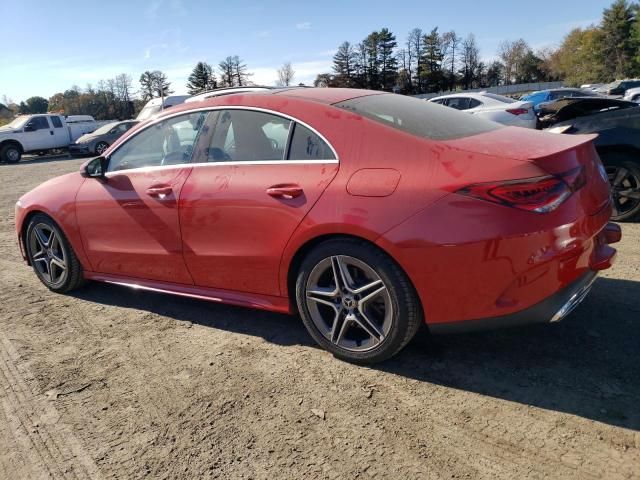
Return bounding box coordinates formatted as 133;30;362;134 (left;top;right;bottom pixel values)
83;272;293;314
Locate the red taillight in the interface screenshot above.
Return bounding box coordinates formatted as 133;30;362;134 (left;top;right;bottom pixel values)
506;108;529;116
457;167;585;213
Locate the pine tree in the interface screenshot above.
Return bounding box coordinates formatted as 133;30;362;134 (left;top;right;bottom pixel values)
186;62;217;95
420;28;444;92
378;28;398;91
601;0;636;78
332;41;358;87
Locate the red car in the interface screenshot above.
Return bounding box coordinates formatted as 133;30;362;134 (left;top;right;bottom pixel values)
15;88;620;363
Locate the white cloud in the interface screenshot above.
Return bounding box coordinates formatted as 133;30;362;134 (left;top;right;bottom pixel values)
296;22;312;30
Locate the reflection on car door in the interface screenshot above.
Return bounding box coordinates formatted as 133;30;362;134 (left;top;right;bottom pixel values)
179;109;339;296
75;111;210;283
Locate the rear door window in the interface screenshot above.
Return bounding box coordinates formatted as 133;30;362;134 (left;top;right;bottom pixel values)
51;116;63;128
207;110;291;162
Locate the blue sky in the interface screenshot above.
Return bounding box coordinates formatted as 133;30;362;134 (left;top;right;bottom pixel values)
0;0;611;102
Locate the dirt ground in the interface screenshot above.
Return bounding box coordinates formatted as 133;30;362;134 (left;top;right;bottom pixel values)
0;155;639;480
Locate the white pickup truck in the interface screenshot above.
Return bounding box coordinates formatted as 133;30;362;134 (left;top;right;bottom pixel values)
0;114;97;163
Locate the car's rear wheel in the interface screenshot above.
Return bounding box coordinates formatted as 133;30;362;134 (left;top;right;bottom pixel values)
296;238;422;364
601;152;640;221
95;142;109;155
25;214;84;293
0;143;22;164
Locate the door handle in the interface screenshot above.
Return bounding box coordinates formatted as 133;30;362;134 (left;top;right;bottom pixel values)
146;185;173;198
266;185;303;200
50;131;54;135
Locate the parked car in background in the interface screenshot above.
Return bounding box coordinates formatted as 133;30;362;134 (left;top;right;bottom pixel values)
0;114;97;163
428;92;536;128
15;88;618;363
136;95;190;121
581;83;604;91
521;88;595;112
595;79;640;96
541;96;640;221
622;87;640;103
185;86;274;103
69;120;139;156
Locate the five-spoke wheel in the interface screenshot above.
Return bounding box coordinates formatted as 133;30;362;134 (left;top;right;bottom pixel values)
25;214;84;293
601;152;640;221
296;239;422;364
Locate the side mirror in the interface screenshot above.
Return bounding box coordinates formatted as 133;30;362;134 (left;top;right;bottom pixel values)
24;123;35;132
81;156;108;179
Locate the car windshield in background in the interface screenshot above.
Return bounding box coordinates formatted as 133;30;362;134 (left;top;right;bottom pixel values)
4;116;30;129
334;94;502;140
92;122;119;135
480;93;516;103
137;105;161;121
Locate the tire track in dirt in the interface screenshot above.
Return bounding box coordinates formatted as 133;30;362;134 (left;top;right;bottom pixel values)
0;333;103;480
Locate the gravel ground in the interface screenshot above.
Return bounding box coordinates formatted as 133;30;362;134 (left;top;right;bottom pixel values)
1;156;639;479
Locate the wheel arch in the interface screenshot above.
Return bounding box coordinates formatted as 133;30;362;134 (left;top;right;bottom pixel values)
0;139;24;154
596;144;640;164
284;232;422;316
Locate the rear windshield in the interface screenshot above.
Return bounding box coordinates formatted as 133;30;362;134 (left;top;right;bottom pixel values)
334;94;502;140
480;92;516;103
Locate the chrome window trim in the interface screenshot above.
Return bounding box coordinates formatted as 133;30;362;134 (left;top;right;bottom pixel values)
105;105;339;175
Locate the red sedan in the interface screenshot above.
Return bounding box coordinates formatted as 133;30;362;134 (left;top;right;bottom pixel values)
15;88;620;363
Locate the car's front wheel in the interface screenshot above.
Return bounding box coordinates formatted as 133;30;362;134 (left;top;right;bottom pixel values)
25;214;85;293
601;152;640;221
0;143;22;164
296;238;422;364
95;142;109;155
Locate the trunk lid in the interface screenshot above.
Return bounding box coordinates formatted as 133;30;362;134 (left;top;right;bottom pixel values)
447;127;611;215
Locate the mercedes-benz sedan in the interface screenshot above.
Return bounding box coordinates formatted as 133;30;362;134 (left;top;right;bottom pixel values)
15;88;620;363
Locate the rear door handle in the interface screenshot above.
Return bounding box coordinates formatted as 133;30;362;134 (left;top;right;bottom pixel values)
266;185;303;199
146;185;173;198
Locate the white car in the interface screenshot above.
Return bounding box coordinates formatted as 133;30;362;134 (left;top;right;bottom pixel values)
185;86;273;103
623;87;640;103
428;92;536;128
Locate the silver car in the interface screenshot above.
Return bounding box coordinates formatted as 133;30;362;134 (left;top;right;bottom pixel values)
69;120;138;156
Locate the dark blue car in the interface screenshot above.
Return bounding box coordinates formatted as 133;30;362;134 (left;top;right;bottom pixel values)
521;88;594;112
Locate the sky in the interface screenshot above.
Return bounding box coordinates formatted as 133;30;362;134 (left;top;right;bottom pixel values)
0;0;612;103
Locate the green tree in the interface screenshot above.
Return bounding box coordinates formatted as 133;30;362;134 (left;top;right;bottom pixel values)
186;62;217;95
378;28;398;91
332;41;358;87
601;0;636;78
420;28;444;92
25;96;49;113
549;27;608;85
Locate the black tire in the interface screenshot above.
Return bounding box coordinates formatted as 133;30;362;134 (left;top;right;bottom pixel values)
295;238;423;364
600;151;640;222
0;143;22;164
95;142;109;156
25;214;85;293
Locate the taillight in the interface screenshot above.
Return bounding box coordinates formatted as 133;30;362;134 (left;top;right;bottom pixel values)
457;167;585;213
506;108;529;116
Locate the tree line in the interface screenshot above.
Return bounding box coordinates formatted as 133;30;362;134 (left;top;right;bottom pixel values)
316;0;639;92
1;0;638;123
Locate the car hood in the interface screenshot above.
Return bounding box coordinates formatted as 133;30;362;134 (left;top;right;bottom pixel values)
0;126;20;135
75;133;98;144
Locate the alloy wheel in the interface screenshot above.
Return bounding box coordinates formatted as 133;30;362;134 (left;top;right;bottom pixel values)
606;165;640;218
305;255;393;352
28;223;67;286
96;143;108;155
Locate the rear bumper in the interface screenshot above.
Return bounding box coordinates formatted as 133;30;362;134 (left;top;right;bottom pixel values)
429;270;598;334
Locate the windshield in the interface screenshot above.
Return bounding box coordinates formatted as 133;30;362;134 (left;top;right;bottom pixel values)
136;105;161;121
481;93;516;104
91;122;119;135
335;94;502;141
3;115;30;129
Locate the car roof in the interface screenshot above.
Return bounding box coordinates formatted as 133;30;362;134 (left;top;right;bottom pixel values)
271;87;385;104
